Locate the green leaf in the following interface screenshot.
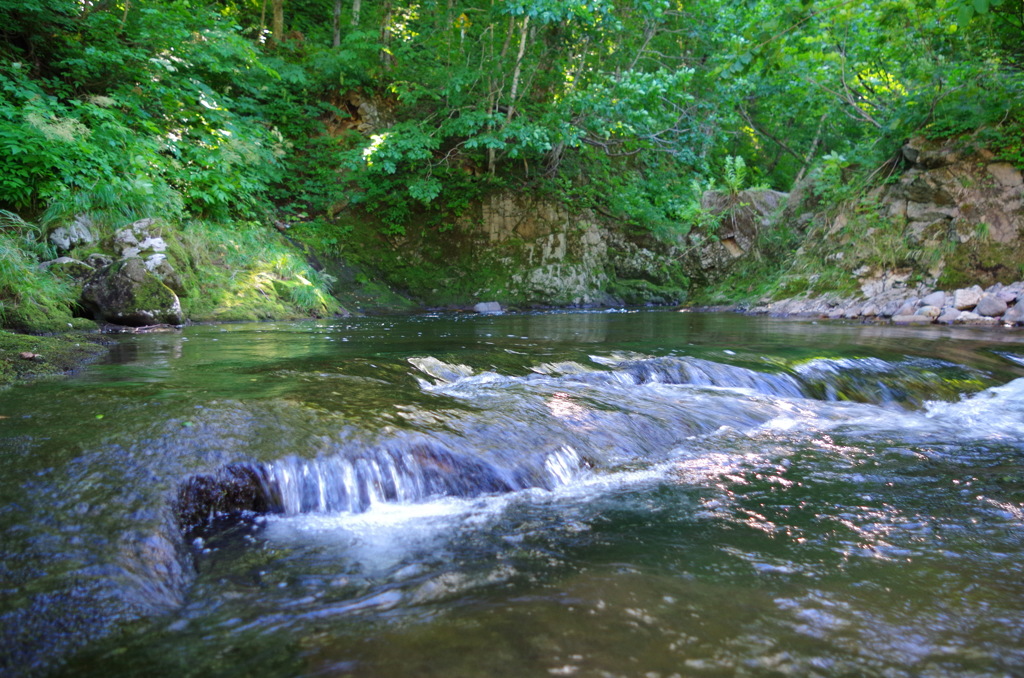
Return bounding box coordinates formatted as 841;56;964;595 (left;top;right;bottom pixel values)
957;4;974;25
408;177;442;204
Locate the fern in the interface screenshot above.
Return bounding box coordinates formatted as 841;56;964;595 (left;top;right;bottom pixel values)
722;155;748;194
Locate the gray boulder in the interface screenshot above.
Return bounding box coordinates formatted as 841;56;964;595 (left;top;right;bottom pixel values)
953;286;984;311
143;253;187;296
1003;305;1024;325
956;311;998;325
49;214;98;253
975;294;1008;317
113;218;167;258
996;288;1019;304
111;219;186;296
473;301;503;314
879;300;904;317
81;257;183;326
920;291;946;308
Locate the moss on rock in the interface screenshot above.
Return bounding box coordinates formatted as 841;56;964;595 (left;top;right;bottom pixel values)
937;240;1024;290
0;330;107;386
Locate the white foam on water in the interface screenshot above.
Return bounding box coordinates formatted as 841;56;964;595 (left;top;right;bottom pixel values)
260;458;675;575
923;376;1024;438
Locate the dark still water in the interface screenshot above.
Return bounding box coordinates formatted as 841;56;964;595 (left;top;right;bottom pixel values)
2;311;1024;677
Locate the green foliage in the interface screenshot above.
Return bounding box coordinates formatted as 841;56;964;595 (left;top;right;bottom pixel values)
808;153;857;206
722;156;748;194
169;222;341;321
1;0;1022;318
0;0;285;224
0;210;78;330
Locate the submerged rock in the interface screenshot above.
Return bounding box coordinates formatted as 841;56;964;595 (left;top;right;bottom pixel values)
81;257;183;326
176;464;273;534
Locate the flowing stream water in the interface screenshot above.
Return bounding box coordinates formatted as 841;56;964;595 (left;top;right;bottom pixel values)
2;310;1024;677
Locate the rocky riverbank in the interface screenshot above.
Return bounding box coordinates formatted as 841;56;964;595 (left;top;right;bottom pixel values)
751;280;1024;326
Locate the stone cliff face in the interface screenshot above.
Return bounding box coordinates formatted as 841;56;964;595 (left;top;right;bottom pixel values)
688;189;788;284
895;137;1023;244
472;192;609;306
454;191;689;307
353;134;1022;313
448;187;796;308
861;136;1024;290
750;137;1024;325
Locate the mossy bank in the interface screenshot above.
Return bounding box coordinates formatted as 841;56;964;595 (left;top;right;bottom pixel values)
0;330;107;387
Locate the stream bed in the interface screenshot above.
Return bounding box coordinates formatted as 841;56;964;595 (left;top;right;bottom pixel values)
2;310;1023;677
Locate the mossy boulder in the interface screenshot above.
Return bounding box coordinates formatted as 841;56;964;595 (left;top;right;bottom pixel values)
81;257;184;326
40;257;95;282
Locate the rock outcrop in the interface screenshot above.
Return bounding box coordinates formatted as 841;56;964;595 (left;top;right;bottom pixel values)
690;189;788;281
81;257;183;326
46;218;189;326
112;219;186;295
863;137;1023;288
895;137;1023;246
49;214;98;253
452;191;688;307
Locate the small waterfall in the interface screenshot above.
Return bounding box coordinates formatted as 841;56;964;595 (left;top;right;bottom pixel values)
179;438;587;523
588;355;805;397
582;354;988;407
259;439;556;515
793;357;988;406
177;354;990;529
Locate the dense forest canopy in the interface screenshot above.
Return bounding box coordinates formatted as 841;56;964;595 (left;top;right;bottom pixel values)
0;0;1022;323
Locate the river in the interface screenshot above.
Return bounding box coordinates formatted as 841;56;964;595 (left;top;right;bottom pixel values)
2;310;1023;677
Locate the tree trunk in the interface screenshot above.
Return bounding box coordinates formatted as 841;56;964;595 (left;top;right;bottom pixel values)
351;0;361;27
794;113;828;185
506;15;530;122
272;0;283;42
332;0;341;46
380;1;393;68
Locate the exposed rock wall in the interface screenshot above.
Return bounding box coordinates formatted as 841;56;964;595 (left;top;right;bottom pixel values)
688;189;788;283
893;137;1023;245
456;191;687;307
752;137;1024;324
853;137;1024;290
